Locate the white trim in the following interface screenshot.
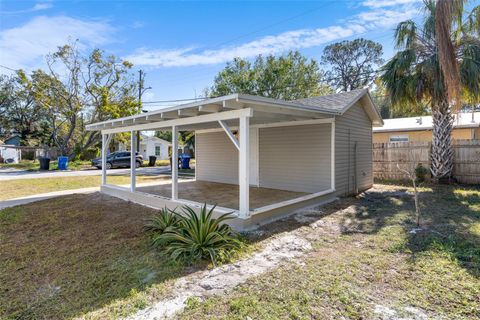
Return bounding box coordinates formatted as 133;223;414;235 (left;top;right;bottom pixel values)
253;118;334;128
101;134;107;185
249;127;260;187
87;93;341;131
194;131;197;181
331;120;335;190
172;125;178;200
218;120;240;150
101;108;254;134
195;118;335;134
239;116;250;217
130;131;136;192
251;188;335;215
388;134;409;142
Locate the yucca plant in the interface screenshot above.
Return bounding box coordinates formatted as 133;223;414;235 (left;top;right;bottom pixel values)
144;207;180;247
153;204;243;265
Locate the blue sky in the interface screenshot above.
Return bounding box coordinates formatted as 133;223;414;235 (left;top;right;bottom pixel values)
0;0;424;110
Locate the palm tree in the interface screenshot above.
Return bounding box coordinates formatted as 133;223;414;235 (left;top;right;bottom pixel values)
381;0;480;181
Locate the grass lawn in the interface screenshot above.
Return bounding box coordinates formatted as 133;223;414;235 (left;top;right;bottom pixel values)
0;183;478;319
179;183;480;319
0;175;169;201
0;193;196;319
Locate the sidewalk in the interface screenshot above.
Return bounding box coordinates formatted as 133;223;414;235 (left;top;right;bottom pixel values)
0;166;170;181
0;187;99;210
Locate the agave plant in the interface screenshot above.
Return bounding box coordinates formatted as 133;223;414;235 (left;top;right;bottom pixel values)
144;207;180;246
154;204;243;265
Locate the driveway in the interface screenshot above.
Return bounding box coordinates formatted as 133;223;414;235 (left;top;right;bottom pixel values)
0;166;171;181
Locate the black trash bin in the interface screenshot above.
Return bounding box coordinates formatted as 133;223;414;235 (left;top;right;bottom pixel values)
39;157;50;171
169;157;181;169
148;156;157;167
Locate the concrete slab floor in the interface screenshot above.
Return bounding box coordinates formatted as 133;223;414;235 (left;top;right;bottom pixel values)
137;180;308;210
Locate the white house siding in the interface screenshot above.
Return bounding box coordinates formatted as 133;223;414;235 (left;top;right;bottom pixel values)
143;141;169;160
258;124;331;193
334;102;373;196
196;131;239;184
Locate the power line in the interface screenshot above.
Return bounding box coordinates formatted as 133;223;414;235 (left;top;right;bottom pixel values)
207;1;336;49
142;69;382;105
0;64;18;72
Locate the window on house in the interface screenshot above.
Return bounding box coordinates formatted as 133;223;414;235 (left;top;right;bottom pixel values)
155;146;161;156
389;134;409;142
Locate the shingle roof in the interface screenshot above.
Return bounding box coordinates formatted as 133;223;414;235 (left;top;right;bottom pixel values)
294;88;368;113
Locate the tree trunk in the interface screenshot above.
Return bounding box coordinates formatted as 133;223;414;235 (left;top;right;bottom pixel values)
431;104;454;180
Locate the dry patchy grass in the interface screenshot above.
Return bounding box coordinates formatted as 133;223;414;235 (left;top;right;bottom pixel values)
179;184;480;319
0;193;195;319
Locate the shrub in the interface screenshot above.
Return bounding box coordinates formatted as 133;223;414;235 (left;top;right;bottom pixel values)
144;207;179;246
415;163;428;183
146;204;243;265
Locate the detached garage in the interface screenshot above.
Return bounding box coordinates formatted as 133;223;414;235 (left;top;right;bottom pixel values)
86;89;383;230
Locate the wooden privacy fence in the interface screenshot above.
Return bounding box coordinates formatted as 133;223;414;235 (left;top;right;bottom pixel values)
373;139;480;184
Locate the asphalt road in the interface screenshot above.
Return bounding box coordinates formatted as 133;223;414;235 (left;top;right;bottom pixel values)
0;166;171;181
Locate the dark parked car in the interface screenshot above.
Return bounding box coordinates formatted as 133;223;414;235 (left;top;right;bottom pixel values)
92;151;143;169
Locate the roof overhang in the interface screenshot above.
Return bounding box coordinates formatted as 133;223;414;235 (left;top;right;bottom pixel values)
86;93;337;134
343;89;383;127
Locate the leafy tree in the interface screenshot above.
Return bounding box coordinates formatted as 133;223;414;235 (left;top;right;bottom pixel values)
27;42;140;158
208;51;333;100
371;79;429;119
0;73;50;145
380;0;480;180
321;38;384;91
155;130;195;154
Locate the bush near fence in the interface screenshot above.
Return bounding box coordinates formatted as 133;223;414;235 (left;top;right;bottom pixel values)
373;139;480;184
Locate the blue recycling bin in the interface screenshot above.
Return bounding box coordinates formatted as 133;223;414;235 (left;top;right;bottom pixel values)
58;156;69;170
180;154;191;169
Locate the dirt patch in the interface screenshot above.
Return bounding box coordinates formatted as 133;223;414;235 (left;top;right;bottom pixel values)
126;234;312;319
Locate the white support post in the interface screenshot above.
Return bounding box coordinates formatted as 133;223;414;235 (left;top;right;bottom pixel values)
130;131;136;192
172;125;178;200
331;120;336;190
239;116;250;217
101;134;107;185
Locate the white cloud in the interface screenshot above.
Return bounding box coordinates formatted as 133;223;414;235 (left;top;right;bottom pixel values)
32;3;53;11
362;0;419;8
0;1;53;14
126;2;419;68
126;25;362;67
0;15;115;70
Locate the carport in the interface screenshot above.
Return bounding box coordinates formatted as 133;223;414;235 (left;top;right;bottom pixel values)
86;90;382;229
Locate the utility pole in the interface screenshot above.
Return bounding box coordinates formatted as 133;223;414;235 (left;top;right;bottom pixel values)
137;70;152;151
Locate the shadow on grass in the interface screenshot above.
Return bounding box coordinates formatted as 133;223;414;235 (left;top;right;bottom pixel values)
1;183;478;319
336;183;480;278
0;193;207;319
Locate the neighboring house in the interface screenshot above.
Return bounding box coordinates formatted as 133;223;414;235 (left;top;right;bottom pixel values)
86;89;383;230
139;134;171;160
4;135;21;146
373;112;480;143
117;134;181;160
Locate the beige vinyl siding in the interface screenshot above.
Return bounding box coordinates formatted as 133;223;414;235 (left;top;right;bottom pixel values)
258;124;331;193
196;131;239;184
335;102;373;196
